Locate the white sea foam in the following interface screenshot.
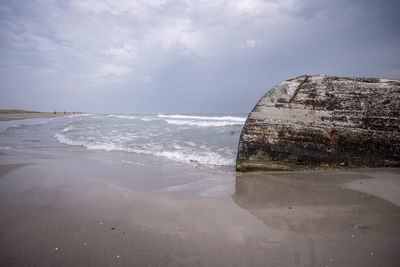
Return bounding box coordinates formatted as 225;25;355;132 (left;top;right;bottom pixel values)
68;113;90;118
153;150;234;166
55;133;125;152
165;119;243;127
28;120;49;126
158;114;246;122
55;132;234;166
54;113;241;168
108;114;155;121
61;125;74;132
108;115;139;119
55;133;85;147
185;141;196;146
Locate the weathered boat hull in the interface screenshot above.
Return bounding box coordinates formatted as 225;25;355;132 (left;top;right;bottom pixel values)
236;75;400;171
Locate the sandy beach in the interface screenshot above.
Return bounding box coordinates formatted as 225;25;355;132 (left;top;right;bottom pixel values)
0;112;84;121
0;146;399;266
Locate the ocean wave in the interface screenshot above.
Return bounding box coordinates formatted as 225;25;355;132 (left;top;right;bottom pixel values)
108;115;139;119
68;113;90;118
61;125;74;132
185;141;196;146
107;114;155;122
155;150;234;166
55;132;234;166
157;114;246;122
165;119;243;127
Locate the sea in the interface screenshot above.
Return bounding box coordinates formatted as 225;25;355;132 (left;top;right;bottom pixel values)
0;113;247;173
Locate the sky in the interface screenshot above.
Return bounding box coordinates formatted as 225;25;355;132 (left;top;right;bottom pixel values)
0;0;399;113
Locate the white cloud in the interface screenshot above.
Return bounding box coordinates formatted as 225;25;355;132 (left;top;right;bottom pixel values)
245;39;257;48
0;0;307;84
22;32;60;52
103;44;137;60
227;0;300;17
98;64;132;76
70;0;170;15
142;75;154;84
157;19;194;48
70;0;128;15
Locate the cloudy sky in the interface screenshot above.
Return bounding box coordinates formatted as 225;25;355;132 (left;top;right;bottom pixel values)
0;0;399;113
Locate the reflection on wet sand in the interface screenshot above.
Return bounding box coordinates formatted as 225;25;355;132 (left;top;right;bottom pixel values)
232;169;400;235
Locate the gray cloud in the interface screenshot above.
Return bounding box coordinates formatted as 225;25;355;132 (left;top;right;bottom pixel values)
0;0;399;113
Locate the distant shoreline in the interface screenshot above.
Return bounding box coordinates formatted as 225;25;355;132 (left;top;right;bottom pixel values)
0;110;85;121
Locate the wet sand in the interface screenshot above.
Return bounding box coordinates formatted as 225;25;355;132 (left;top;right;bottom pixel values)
0;112;84;121
0;151;399;266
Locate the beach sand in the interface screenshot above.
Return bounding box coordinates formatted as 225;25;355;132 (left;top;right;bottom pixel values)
0;150;399;266
0;112;83;121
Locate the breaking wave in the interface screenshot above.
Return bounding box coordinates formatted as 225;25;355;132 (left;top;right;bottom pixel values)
55;132;234;166
108;115;139;119
158;114;246;122
158;114;246;127
54;113;244;168
165;119;243;127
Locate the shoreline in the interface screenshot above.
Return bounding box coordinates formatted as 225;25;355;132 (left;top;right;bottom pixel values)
0;147;399;266
0;112;85;121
